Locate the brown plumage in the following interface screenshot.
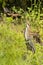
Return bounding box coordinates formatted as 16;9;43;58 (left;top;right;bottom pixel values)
24;23;35;53
33;32;41;43
25;21;41;44
24;21;42;53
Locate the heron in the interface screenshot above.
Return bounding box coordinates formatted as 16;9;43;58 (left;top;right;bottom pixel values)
24;22;35;53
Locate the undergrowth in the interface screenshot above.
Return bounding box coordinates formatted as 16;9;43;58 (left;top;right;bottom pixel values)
0;17;43;65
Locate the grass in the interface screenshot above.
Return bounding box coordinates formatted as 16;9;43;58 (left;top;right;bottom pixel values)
0;15;43;65
0;0;43;64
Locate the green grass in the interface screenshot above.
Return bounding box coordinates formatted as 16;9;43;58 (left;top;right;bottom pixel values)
0;15;43;65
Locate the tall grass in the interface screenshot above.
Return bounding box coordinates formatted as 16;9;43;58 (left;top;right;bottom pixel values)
0;0;43;65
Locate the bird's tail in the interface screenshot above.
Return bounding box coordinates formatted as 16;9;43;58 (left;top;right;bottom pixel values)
26;40;35;53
